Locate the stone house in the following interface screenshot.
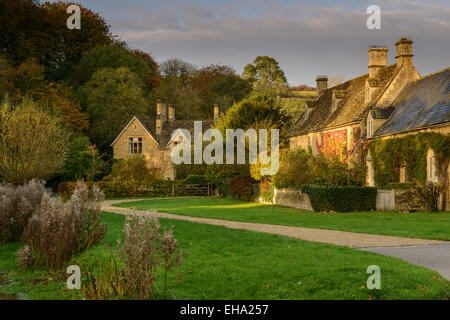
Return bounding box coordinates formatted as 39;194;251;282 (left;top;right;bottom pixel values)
288;37;421;158
288;37;449;210
111;100;217;180
365;67;450;209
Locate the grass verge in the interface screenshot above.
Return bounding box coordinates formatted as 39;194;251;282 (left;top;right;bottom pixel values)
113;197;450;240
0;210;448;299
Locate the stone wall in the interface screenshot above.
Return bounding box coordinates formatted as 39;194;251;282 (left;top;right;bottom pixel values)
273;188;314;211
376;189;423;211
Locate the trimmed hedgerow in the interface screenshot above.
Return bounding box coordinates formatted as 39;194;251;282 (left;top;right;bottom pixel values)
58;180;174;198
299;185;378;212
184;175;209;185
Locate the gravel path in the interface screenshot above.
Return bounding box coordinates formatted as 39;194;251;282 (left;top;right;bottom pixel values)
102;199;447;248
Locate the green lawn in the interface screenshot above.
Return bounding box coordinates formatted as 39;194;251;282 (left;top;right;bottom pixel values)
0;211;448;300
114;197;450;241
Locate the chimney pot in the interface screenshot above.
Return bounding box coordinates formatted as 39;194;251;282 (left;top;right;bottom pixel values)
168;104;175;121
316;75;328;95
156;99;167;134
395;37;413;67
368;45;388;78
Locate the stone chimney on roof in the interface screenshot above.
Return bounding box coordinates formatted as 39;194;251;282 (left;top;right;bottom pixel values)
395;37;413;67
156;99;167;134
168;104;175;121
368;45;388;78
316;75;328;95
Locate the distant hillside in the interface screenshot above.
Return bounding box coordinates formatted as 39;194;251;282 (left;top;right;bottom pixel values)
280;90;317;119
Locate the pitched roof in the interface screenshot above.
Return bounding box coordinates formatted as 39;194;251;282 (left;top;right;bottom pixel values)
288;64;398;137
373;68;450;137
138;118;215;147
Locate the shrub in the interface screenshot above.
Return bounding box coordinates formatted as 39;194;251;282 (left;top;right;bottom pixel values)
299;185;377;212
79;214;186;300
21;181;106;269
58;180;174;198
184;175;208;185
259;180;274;202
206;163;249;197
0;179;46;243
273;149;366;189
0;99;68;184
229;174;255;201
414;182;442;212
63;136;105;182
109;155;160;183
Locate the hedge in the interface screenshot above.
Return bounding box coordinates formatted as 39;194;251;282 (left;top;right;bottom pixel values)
384;182;415;190
299;185;377;212
184;175;209;185
58;180;174;198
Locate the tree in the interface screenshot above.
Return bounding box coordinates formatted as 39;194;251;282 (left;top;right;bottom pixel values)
215;95;290;133
0;1;113;81
190;64;250;118
155;77;203;120
210;75;252;112
242;56;288;97
132;49;161;91
79;67;150;151
74;44;151;87
0;98;68;184
0;55;12;98
5;58;89;132
160;58;197;80
63;136;105;181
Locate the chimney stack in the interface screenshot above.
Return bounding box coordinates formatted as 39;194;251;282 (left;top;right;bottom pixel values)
156;99;166;135
395;37;413;67
168;104;175;121
368;45;388;78
316;76;328;95
213;103;219;121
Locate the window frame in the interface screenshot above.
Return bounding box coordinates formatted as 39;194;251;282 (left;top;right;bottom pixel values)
128;136;143;155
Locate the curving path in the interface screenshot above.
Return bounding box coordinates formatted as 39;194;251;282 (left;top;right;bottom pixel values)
102;199;450;280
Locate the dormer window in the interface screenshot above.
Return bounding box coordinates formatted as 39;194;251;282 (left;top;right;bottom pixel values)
129;137;142;154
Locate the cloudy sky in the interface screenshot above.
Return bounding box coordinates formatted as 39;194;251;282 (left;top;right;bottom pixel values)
59;0;449;86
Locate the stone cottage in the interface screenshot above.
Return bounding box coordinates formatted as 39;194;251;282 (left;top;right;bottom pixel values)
365;67;450;209
288;37;421;158
288;37;449;210
111;100;217;180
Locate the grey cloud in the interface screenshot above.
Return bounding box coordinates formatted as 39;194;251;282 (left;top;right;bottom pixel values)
101;0;450;85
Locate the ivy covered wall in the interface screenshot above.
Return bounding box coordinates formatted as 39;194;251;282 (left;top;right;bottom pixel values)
369;132;449;187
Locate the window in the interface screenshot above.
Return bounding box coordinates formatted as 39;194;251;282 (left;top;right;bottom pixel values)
367;120;373;137
429;156;435;179
128;137;142;154
400;164;407;183
427;149;437;182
